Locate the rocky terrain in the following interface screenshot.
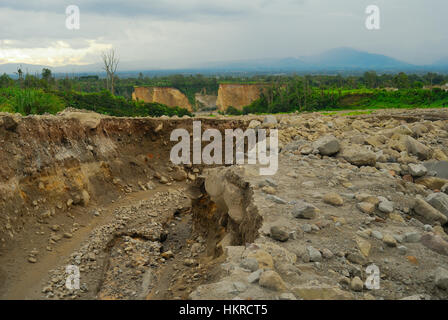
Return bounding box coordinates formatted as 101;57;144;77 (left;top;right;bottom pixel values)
1;108;448;300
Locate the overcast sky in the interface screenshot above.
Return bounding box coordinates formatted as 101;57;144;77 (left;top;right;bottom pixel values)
0;0;447;68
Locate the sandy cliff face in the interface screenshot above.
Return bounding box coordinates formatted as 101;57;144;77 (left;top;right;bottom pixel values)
216;84;267;112
132;87;192;112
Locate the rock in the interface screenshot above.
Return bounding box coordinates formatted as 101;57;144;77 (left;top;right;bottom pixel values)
321;248;334;259
172;169;188;181
161;250;174;259
350;277;364;292
259;270;286;291
247;269;263;283
307;246;322;262
248;250;274;270
357;202;376;214
279;293;296;300
270;226;289;242
184;259;198;267
266;195;287;205
262;186;276;195
378;200;394;214
265;178;278;188
323;193;344;206
63;233;73;239
421;234;448;256
383;234;397;247
408;164;428;177
434;267;448;290
28;257;37;263
415;177;448;191
356;238;371;257
392;135;432;160
81;190;90;206
339;146;376;167
248;120;261;129
240;258;259;272
346;253;367;265
412;198;448;224
389;213;405;223
314;135;340;156
371;230;384;240
292;201;319;219
426;193;448;218
263;115;277;125
159;176;169;184
299;145;313;155
3;116;18;131
397;246;408;255
403;232;421;243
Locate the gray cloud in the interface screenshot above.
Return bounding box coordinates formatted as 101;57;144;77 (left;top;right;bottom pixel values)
0;0;447;67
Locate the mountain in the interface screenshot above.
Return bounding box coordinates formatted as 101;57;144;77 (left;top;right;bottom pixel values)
197;47;417;72
0;47;442;75
299;47;414;70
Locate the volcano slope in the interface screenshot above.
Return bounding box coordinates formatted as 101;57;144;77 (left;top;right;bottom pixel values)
1;108;448;300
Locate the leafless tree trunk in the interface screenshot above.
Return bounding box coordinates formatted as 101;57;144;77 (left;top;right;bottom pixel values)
101;49;119;95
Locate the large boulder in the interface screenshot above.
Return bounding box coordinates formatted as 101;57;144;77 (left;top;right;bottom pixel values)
415;177;448;190
389;135;432;160
412;198;448;225
339;145;376;167
313;135;340;156
426;193;448;218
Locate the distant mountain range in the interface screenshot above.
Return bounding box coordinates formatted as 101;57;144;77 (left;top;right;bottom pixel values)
1;47;448;75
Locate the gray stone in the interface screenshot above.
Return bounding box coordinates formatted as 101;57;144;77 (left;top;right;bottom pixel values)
434;267;448;290
378;201;394;214
371;230;384;240
314;135;340;156
266;195;287;205
403;232;421;243
263;115;277;125
307;246;322;262
397;245;408;255
247;269;263;283
240;258;259;272
270;226;289;242
408;164;428;177
412;198;448;225
339;146;376;167
426;193;448;218
292;201;319;219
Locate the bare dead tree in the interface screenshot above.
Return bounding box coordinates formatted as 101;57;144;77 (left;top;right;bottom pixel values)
101;49;119;95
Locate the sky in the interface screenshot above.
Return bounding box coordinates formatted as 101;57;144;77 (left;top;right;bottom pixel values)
0;0;447;68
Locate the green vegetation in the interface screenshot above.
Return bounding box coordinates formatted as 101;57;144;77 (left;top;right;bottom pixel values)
1;67;448;117
0;69;193;117
233;77;448;115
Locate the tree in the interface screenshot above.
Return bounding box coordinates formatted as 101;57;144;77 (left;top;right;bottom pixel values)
101;49;119;95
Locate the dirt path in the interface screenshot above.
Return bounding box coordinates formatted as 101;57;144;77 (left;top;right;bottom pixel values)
0;183;186;300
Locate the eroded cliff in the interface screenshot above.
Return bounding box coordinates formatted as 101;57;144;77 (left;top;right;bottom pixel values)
132;87;192;112
217;84;267;112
